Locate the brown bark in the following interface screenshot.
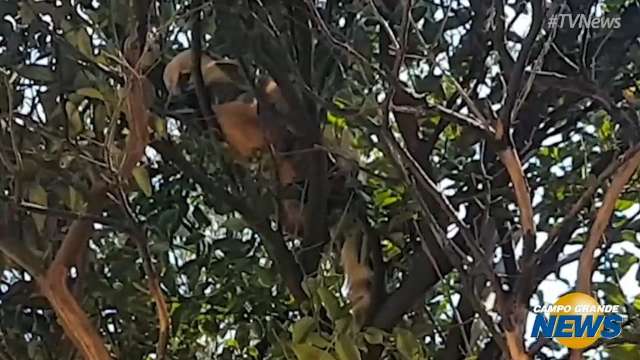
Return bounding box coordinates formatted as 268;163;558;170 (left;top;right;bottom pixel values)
37;266;111;360
498;148;536;257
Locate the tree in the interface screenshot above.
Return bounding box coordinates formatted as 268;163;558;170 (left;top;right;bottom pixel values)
1;0;640;359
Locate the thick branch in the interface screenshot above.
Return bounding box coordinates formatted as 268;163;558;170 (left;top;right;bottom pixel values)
37;267;111;360
496;151;534;360
39;183;111;359
371;249;449;330
299;145;330;275
492;0;514;73
504;327;530;360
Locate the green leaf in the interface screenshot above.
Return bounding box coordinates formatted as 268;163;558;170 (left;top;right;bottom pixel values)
152;115;167;139
327;111;347;128
441;75;457;99
292;344;336;360
292;316;316;343
597;115;614;141
65;102;83;137
158;208;180;236
16;65;56;83
76;87;104;101
607;343;640;360
132;166;153;197
317;286;341;321
363;327;385;345
69;28;93;58
66;186;84;212
615;199;636;211
373;189;400;208
222;217;248;231
395;328;421;360
257;267;275;287
28;184;48;234
335;334;361;360
308;333;331;348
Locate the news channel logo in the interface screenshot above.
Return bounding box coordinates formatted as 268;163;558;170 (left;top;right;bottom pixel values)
530;292;624;349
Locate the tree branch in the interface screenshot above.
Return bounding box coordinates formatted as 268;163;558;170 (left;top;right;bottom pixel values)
131;230;170;360
571;149;640;359
152;140;307;302
576;151;640;294
191;0;217;130
38;182;111;360
37;269;111;360
499;0;544;132
498;148;535;258
537;144;640;259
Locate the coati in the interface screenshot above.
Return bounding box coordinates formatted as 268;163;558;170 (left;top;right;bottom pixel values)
163;50;373;318
163;49;305;234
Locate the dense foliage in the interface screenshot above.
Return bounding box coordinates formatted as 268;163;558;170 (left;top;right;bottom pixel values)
1;0;640;359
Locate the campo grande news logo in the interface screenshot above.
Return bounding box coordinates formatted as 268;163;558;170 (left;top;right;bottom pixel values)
530;292;623;349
